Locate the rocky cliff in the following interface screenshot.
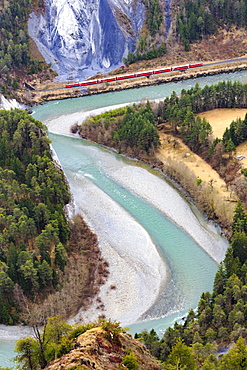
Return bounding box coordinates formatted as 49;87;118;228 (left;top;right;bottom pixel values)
45;326;163;370
0;94;26;110
28;0;146;81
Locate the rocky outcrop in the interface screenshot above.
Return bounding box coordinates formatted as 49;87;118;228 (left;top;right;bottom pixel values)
28;0;145;81
0;94;26;110
45;326;163;370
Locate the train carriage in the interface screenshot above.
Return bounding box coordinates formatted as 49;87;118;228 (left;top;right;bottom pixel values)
65;62;203;88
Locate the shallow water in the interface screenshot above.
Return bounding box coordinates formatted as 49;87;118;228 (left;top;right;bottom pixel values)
0;340;16;367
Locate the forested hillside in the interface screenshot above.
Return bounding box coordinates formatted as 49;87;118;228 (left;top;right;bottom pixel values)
0;109;68;323
0;109;107;325
0;0;55;100
175;0;247;50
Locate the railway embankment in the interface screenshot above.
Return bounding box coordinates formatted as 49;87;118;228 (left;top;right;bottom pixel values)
23;61;247;106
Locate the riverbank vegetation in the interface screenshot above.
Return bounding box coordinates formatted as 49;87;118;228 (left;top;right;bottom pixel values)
78;102;161;156
0;109;108;325
159;81;247;211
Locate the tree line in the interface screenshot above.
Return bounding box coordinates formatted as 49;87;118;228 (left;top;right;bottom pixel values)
123;42;167;65
160;80;247;153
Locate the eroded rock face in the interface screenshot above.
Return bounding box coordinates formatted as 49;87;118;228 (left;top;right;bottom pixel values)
45;326;163;370
28;0;145;81
0;94;26;110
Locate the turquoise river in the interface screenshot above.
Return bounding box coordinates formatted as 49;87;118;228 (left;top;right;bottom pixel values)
2;69;247;366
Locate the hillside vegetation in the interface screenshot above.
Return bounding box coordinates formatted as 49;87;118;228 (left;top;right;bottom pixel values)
119;0;247;76
78;101;160;157
0;0;55;102
0;109;107;325
175;0;247;51
14;317;163;370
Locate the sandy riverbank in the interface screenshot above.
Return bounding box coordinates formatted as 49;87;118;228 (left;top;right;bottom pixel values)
46;104;234;327
65;175;168;327
48;104;240;246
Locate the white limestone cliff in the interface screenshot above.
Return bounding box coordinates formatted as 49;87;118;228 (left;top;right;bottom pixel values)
28;0;146;81
0;95;26;110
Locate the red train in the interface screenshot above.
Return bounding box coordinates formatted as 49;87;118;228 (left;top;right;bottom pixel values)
65;62;203;88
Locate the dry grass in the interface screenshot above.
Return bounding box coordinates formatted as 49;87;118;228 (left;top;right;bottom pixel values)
157;132;232;198
197;108;247;168
197;108;247;139
154;108;247;227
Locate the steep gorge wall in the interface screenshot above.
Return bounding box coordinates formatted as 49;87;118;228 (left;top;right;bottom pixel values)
28;0;146;81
